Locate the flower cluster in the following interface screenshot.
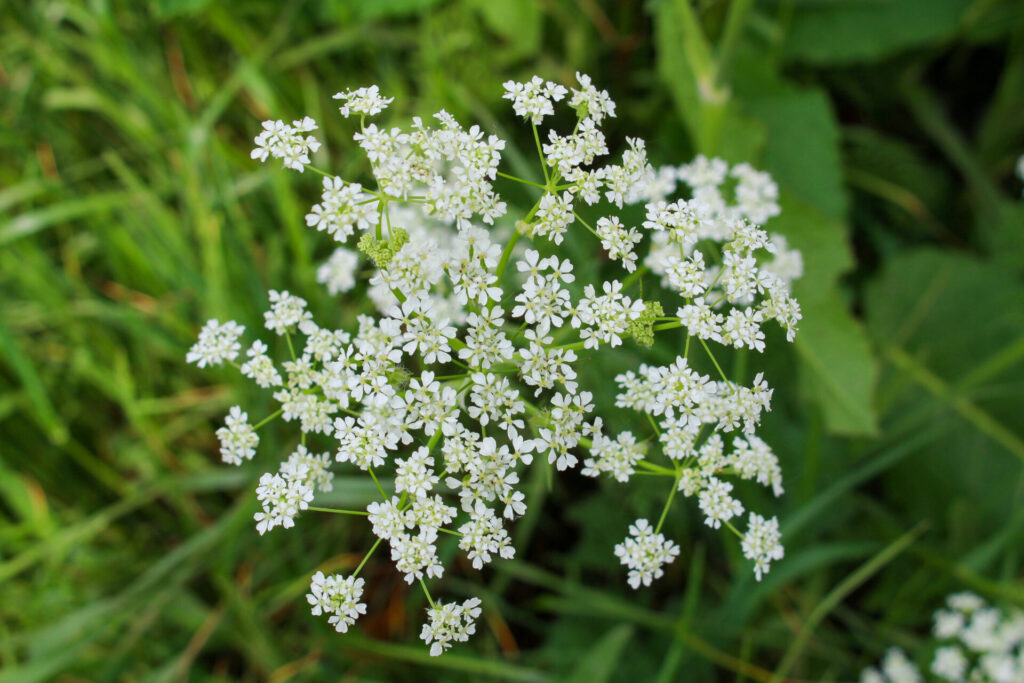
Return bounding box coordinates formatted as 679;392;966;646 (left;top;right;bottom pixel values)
307;571;366;633
251;117;320;172
613;518;680;589
862;592;1024;683
189;73;802;655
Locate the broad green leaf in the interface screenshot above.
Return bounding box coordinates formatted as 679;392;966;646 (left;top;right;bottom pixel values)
773;194;879;435
744;88;847;220
782;0;972;65
471;0;542;58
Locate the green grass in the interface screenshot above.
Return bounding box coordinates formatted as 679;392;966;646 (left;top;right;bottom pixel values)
2;0;1023;680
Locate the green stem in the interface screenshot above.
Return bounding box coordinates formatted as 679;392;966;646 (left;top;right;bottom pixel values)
308;507;369;516
495;229;523;281
655;471;683;533
699;338;730;384
252;409;283;431
419;578;435;608
284;332;297;361
353;537;382;577
497;171;547;189
532;123;550;186
368;466;388;499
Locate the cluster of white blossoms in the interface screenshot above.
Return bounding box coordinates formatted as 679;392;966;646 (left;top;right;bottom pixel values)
862;592;1024;683
189;72;803;655
250;117;321;172
1017;155;1024;196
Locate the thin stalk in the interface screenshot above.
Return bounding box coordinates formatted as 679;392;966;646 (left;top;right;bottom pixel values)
353;538;382;577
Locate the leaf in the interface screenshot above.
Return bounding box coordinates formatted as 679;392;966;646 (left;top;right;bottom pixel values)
865;248;1024;533
781;0;972;65
774;194;879;435
0;314;67;444
731;57;879;434
471;0;542;58
565;624;634;683
743;88;847;220
770;521;929;682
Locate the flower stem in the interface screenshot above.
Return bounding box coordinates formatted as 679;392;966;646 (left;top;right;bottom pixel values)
419;578;435;608
252;409;283;430
496;170;546;189
532;123;550;186
655;471;683;533
353;537;382;577
368;466;388;499
699;338;730;385
308;506;369;516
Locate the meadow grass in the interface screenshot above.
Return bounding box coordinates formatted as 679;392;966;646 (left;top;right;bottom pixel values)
2;1;1023;680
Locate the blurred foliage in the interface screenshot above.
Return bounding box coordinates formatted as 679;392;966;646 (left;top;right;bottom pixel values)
1;0;1023;680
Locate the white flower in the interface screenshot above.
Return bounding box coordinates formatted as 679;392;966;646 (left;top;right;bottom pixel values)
253;459;315;535
420;597;482;656
458;500;515;569
531;191;575;244
200;76;810;652
367;496;411;541
187;319;244;368
731;162;780;225
502;76;567;124
391;527;443;584
333;85;393;118
251;117;320;172
395;447;439;498
215;406;258;465
306;178;377;243
697;477;744;529
613;518;680;589
240;340;282;387
307;571;366;633
741;513;784;581
595;216;642;272
569;72;616;124
930;646;968;681
581;428;645;482
264;290;312;335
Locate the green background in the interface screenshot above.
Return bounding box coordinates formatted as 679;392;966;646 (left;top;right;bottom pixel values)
2;0;1023;680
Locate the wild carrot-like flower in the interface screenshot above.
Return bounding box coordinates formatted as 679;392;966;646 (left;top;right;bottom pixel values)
194;73;804;655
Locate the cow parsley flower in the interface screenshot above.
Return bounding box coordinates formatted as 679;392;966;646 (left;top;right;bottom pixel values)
192;72;807;654
216;406;258;465
864;591;1024;683
251;117;320;172
420;597;483;656
614;518;681;589
240;340;282;388
264;290;313;335
307;572;367;633
569;72;616;124
740;513;784;581
187;319;244;368
502;76;567;124
333;85;393;118
861;648;922;683
317;247;360;295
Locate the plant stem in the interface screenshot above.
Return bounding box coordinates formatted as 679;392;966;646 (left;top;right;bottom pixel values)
353;538;382;577
308;506;369;516
419;578;435;608
252;409;283;430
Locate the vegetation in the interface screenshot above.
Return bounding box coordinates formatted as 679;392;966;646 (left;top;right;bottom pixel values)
2;0;1022;680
